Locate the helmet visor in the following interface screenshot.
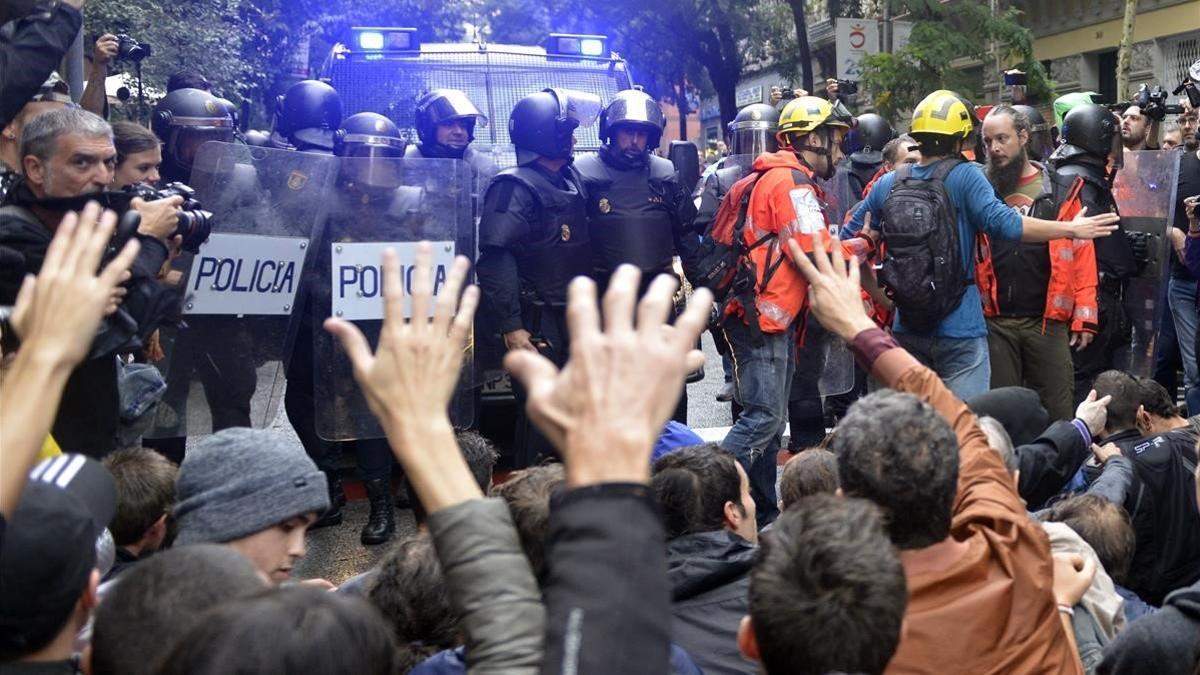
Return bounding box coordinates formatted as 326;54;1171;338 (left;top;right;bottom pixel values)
729;126;777;155
606;96;664;131
546;88;602;128
340;156;403;191
423;90;489;127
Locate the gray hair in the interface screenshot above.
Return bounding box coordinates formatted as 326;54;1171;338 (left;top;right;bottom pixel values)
20;106;112;167
1163;120;1182;134
978;415;1018;474
882;134;917;165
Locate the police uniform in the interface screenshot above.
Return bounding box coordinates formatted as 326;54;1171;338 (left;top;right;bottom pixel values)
477;162;590;467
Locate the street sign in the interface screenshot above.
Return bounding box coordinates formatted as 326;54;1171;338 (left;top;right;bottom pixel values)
836;18;880;81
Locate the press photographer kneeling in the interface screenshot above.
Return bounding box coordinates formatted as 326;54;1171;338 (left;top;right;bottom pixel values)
0;107;183;457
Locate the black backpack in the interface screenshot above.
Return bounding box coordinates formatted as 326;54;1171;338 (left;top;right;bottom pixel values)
877;158;966;333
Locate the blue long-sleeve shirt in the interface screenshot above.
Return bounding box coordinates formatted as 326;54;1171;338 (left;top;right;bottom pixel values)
843;161;1024;338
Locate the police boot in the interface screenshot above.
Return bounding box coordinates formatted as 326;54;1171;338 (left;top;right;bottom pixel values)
310;471;344;530
361;478;395;546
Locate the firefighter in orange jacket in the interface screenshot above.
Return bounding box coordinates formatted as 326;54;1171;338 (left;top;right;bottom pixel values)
718;96;852;525
977;105;1099;420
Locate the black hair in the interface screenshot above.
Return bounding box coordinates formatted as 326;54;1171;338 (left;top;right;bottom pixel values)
493;463;565;579
1091;370;1141;433
90;544;265;675
157;586;398;675
910;132;960;158
366;534;459;672
779;449;839;509
750;495;907;675
833;390;959;550
1134;375;1180;420
1043;494;1135;585
403;430;498;525
166;71;211;93
101;447;177;547
651;443;744;539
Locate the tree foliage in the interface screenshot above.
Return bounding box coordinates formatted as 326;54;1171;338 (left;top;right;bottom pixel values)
857;0;1054;120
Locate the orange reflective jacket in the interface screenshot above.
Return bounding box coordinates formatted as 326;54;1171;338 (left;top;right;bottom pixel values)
721;151;833;333
975;179;1099;333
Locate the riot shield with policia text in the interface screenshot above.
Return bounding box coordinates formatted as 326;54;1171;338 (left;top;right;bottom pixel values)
312;156;474;440
1111;150;1181;376
146;142;339;438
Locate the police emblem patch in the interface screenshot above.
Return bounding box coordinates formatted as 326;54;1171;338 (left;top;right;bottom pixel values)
598;197;611;214
204;100;219;115
287;171;309;190
560;224;571;241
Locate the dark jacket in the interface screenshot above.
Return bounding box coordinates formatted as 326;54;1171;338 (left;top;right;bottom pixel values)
968;386;1092;510
1103;423;1200;605
0;3;82;128
541;484;671;675
666;530;757;675
1098;580;1200;675
0;204;174;456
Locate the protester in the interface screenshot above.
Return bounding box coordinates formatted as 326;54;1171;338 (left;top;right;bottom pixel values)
0;455;115;667
99;447;177;581
652;443;757;675
366;534;460;672
778;448;839;509
740;494;907;675
788;233;1088;673
170;428;330;585
110;122;162;190
87;544;266;675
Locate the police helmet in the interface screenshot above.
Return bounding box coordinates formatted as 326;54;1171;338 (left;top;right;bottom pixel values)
151;87;234;177
1011;104;1053;161
333;113;406;158
271;80;343;152
847;113;895;164
414;89;487;157
1060;103;1121;160
599;88;665;149
509;88;602;166
728;103;779;156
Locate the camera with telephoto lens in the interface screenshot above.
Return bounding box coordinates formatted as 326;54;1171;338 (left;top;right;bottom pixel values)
121;182;213;254
115;34;151;62
836;79;859;96
1115;84;1183;122
1173;59;1200;110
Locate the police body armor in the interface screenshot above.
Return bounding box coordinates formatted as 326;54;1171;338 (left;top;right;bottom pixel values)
1046;149;1138;285
693;156;754;235
575;152;678;276
490;165;590;307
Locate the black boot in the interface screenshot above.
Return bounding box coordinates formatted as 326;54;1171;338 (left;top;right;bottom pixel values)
310;472;344;530
361;478;395;545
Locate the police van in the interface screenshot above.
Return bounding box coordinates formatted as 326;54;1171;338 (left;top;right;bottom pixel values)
319;29;651;433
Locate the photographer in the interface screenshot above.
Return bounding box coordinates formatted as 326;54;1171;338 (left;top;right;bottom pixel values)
1120;104;1158;152
0;0;84;129
80;33;119;117
0;107;182;457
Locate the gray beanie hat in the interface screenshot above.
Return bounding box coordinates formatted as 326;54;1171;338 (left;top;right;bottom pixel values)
174;428;329;545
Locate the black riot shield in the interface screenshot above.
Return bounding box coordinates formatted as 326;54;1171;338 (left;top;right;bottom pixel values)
1114;150;1181;376
312;156;474;441
146;142;339;438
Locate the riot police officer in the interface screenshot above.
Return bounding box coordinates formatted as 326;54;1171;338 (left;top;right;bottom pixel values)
693;103;778;403
268;79;343;153
840;113;895;200
151;87;237;183
476;88;600;468
288;112;412;544
1012;104;1054;163
693;103;779;234
406;88;496;182
575;88;700;290
1045;103;1138;402
143;88;247;462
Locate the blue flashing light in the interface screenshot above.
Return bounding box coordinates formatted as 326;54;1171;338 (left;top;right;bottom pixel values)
359;31;385;50
579;38;604;56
